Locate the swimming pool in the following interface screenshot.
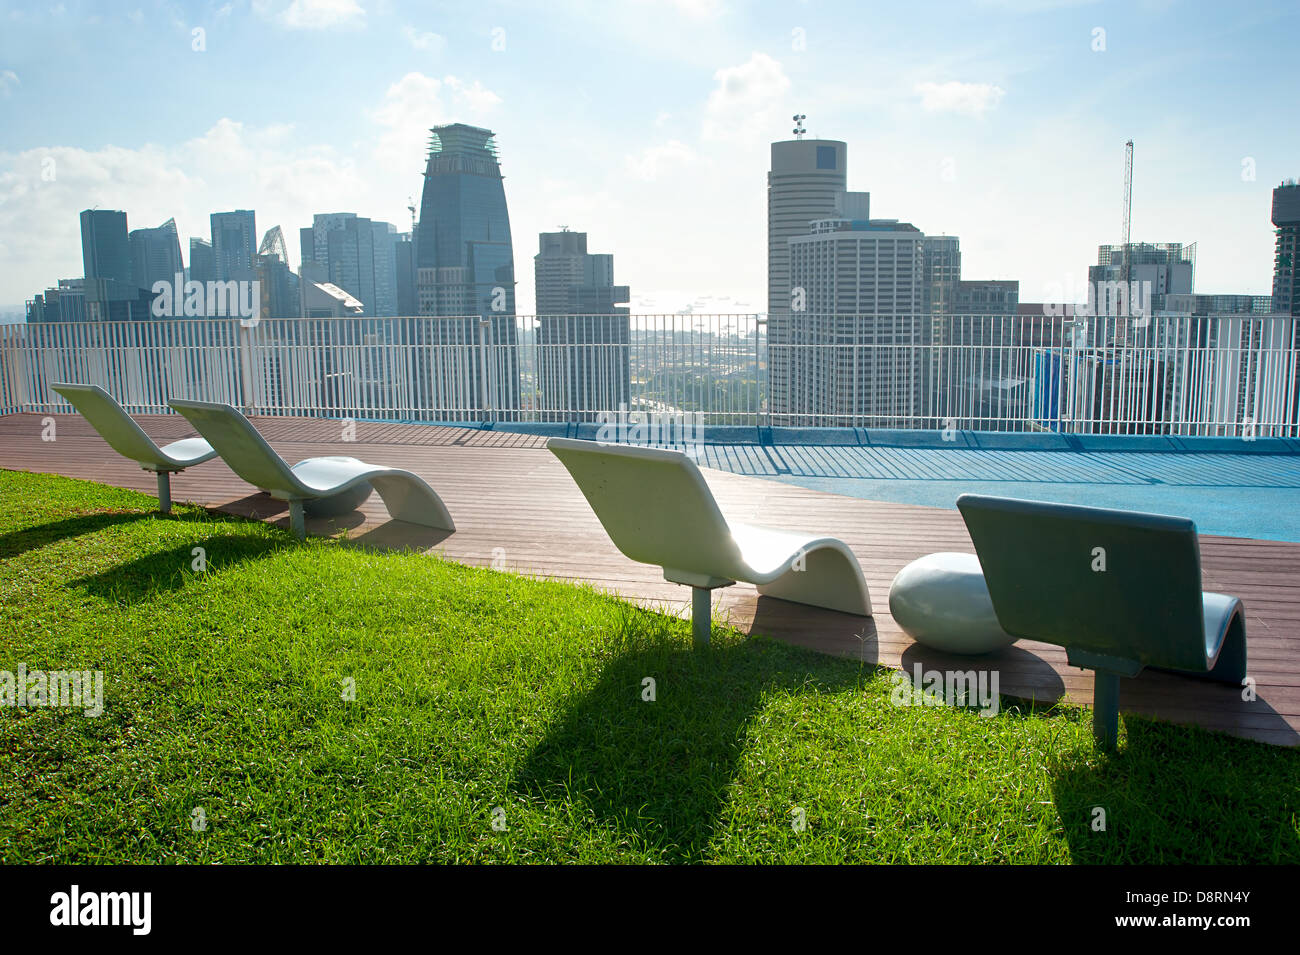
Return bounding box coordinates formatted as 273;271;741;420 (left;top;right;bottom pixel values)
690;442;1300;543
474;421;1300;543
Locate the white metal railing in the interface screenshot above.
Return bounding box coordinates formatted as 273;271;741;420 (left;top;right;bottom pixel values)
2;313;1296;437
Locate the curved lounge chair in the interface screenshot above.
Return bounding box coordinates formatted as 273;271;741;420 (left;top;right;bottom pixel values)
547;437;872;645
957;493;1247;750
52;382;217;513
169;399;455;540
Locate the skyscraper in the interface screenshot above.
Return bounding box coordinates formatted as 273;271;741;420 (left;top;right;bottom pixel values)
80;209;133;286
129;218;183;292
210;210;257;283
534;230;587;314
1272;180;1300;316
1269;180;1300;427
767;134;870;419
254;226;300;320
921;236;1022;425
949;279;1022;424
416;124;516;317
1087;242;1195;327
1163;293;1272;315
784;217;927;425
1161;293;1283;438
922;236;961;320
371;221;399;318
298;228;314;274
415;123;518;418
189;238;215;284
395;233;416;317
534;229;631;419
26;279;87;323
300;213;399;316
767;137;855;317
79;209;153;320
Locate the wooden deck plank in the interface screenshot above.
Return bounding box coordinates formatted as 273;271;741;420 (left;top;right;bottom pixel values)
2;411;1297;746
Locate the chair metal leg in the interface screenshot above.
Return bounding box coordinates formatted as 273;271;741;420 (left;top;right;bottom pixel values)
155;471;172;514
288;499;305;540
692;586;712;648
1093;670;1122;751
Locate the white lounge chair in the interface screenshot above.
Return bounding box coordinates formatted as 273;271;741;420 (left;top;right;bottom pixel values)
169;399;455;540
547;437;872;645
52;382;217;513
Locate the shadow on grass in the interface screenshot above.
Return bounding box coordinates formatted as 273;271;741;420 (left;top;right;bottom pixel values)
0;510;216;561
1050;719;1300;863
209;492;432;547
73;533;294;604
899;641;1067;707
511;633;863;862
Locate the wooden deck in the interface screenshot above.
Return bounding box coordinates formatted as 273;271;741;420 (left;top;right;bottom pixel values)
3;411;1298;747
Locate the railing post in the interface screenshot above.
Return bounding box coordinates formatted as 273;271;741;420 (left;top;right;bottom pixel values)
478;317;491;423
237;320;256;415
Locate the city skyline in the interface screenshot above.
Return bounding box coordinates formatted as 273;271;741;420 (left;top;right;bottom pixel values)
1;0;1297;317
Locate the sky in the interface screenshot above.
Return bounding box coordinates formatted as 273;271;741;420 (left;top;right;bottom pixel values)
0;0;1296;317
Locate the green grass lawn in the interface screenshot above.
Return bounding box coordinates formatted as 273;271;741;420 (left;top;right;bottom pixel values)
0;468;1296;864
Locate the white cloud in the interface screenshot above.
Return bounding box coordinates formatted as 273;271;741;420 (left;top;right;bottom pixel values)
0;119;375;298
625;140;696;181
443;76;502;114
975;0;1098;11
0;71;18;96
915;81;1006;116
256;0;366;31
369;72;502;172
402;25;445;52
703;52;790;143
628;0;726;18
665;0;726;17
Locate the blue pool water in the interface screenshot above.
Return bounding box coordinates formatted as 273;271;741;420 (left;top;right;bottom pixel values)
689;443;1300;543
471;422;1300;543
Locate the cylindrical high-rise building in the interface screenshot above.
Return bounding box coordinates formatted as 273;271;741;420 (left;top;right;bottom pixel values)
767;138;847;318
768;137;852;421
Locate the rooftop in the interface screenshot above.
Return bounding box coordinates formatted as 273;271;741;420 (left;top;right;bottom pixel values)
5;410;1296;747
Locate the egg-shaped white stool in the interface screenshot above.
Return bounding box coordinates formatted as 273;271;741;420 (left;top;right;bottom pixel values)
888;552;1017;655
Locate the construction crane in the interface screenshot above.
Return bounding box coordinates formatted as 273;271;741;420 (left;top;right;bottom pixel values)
406;196;416;233
1121;139;1134;291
